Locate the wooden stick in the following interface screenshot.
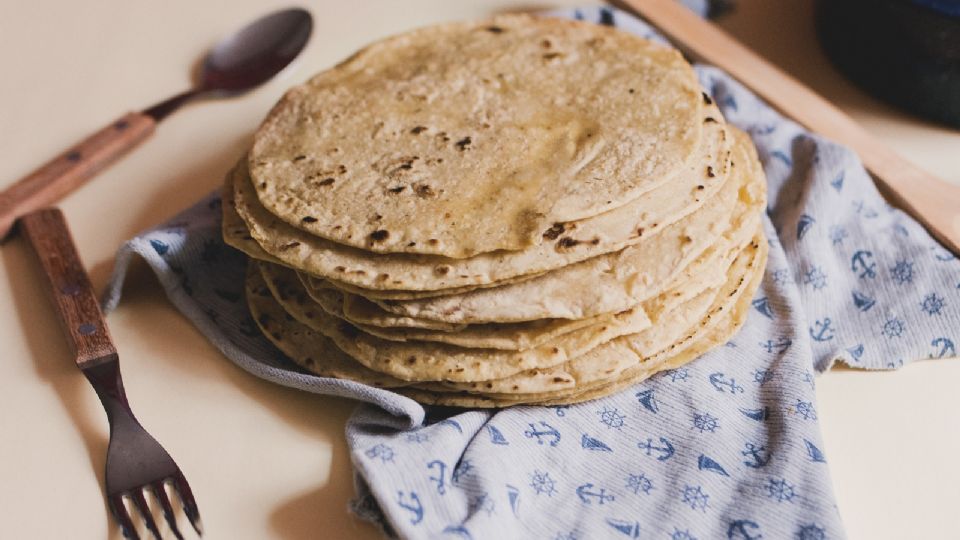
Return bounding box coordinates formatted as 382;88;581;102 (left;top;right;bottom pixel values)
617;0;960;255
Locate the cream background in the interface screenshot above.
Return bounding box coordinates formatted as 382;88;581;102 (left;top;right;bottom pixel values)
0;0;957;538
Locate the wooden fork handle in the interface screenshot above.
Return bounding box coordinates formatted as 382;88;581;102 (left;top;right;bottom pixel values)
20;208;117;369
0;111;156;241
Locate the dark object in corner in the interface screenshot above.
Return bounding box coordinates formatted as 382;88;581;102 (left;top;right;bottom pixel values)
706;0;737;18
817;0;960;129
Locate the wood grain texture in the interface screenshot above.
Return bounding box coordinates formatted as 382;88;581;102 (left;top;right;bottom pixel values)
0;111;155;241
618;0;960;256
19;208;117;368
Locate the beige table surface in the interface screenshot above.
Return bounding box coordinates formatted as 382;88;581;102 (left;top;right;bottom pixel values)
1;1;958;538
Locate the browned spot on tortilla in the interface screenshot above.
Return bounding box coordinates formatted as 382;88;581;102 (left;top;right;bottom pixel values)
543;223;565;240
279;241;300;251
301;216;318;223
388;185;406;194
434;265;451;276
557;237;580;249
486;25;504;33
702;92;714;105
368;230;390;242
318;177;335;186
414;183;436;198
410;126;427;134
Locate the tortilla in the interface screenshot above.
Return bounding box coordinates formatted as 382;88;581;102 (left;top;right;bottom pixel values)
397;234;766;406
436;231;766;396
258;263;654;382
249;13;705;258
245;231;765;405
245;266;411;389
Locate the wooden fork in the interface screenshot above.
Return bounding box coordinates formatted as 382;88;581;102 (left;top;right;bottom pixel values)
19;208;202;539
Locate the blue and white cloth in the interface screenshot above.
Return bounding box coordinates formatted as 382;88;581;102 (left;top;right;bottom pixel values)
104;6;960;539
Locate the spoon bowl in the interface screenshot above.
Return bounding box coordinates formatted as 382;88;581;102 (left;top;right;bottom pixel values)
146;7;314;118
202;8;313;94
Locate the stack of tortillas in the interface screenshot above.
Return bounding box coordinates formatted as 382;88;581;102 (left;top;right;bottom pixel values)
223;14;768;407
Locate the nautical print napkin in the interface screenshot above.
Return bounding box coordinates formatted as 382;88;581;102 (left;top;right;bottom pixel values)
103;6;960;539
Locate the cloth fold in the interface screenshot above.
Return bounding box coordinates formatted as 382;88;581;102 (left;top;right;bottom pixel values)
104;6;959;539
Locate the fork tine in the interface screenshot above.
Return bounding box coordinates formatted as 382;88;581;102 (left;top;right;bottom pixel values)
108;494;140;540
129;489;163;540
152;481;184;540
172;471;203;536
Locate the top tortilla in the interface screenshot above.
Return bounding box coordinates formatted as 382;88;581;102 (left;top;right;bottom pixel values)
248;13;704;258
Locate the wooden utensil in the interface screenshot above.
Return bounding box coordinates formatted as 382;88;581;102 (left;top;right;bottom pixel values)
0;7;313;241
20;208;202;539
617;0;960;256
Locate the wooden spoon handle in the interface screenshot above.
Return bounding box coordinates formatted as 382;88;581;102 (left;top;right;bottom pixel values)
0;111;155;241
618;0;960;256
19;208;117;369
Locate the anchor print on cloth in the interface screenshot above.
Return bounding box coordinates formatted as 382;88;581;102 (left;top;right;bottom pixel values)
100;6;960;540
